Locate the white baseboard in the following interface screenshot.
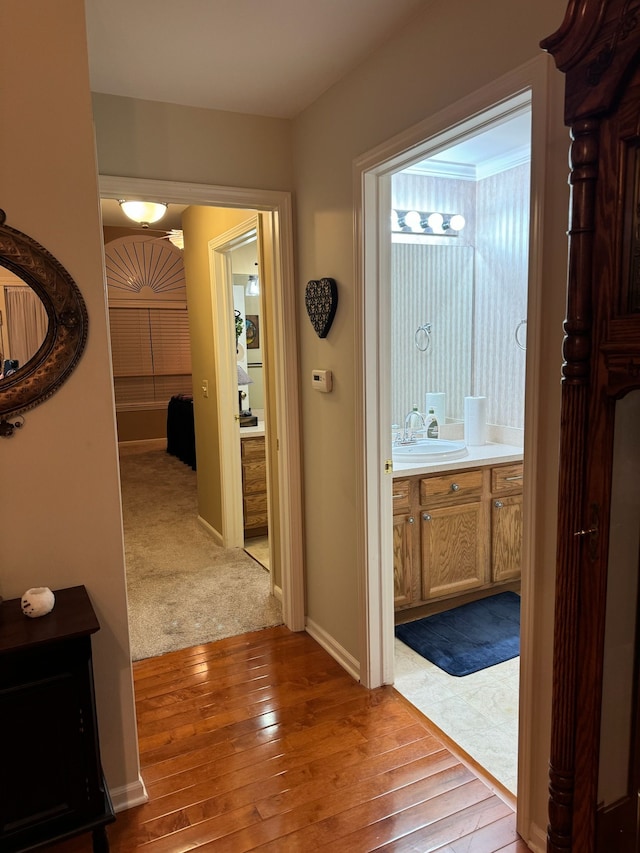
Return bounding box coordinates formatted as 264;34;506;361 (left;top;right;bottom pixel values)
197;515;224;546
273;583;283;602
524;821;546;852
305;618;360;682
110;775;148;812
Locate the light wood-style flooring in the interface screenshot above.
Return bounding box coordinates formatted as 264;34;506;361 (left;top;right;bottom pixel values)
49;626;528;852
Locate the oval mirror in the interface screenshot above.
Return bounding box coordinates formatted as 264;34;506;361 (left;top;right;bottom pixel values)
0;267;49;379
0;209;88;435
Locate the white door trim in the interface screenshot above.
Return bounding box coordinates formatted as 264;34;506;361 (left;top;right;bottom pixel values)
99;175;305;632
208;219;258;550
352;53;553;842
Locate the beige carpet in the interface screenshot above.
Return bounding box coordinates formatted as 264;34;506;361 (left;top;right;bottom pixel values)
119;445;282;660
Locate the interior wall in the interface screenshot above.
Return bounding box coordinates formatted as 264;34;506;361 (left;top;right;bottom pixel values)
181;205;256;537
92;93;293;192
291;0;568;841
474;163;530;430
0;0;141;800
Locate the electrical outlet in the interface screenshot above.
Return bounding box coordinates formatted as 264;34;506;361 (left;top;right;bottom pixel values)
201;379;209;398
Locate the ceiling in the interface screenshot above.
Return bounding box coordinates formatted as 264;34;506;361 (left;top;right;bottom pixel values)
91;1;530;228
84;0;427;119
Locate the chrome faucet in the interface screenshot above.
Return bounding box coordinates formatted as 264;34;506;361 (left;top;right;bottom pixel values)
398;407;426;444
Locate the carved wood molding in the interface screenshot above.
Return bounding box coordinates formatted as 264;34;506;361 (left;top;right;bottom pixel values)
542;0;640;123
542;1;640;849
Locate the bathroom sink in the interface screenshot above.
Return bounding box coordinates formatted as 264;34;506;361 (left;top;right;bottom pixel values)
392;439;468;463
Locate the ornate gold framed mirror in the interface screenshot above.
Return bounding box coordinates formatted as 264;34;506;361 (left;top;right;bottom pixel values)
0;209;88;436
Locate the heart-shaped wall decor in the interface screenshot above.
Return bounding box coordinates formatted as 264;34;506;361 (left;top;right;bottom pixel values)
305;277;338;338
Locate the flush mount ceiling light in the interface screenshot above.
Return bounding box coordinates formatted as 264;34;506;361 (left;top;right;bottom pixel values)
118;199;168;228
391;209;466;237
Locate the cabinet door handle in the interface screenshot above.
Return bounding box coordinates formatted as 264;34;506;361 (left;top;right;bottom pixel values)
393;493;404;500
408;516;415;524
450;483;460;492
495;500;504;508
422;513;432;521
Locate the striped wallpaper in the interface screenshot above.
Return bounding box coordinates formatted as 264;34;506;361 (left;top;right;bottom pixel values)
391;165;530;431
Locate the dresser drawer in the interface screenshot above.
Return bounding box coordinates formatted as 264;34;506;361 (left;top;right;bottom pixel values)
242;459;267;494
241;436;265;460
491;463;524;495
244;494;268;528
420;469;483;504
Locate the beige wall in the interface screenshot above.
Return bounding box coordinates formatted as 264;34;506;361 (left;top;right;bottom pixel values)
291;0;568;838
0;0;140;798
93;93;293;191
181;206;255;535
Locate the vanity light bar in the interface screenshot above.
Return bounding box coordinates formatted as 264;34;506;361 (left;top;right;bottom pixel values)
391;209;466;236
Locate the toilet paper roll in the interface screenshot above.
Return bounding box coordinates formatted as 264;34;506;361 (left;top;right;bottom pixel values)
425;392;445;427
464;396;487;446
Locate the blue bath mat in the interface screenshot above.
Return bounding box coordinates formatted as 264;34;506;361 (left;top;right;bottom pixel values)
395;591;520;677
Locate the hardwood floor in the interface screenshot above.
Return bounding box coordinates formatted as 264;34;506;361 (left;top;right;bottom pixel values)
49;626;528;852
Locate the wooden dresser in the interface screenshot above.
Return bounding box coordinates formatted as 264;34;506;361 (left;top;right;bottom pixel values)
0;585;114;852
241;434;269;538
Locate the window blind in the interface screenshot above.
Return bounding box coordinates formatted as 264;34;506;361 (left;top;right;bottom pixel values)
109;307;192;408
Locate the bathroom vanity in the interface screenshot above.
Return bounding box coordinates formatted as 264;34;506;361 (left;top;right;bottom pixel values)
392;443;523;612
240;422;268;538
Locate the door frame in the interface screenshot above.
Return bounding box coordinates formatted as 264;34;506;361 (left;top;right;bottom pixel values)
100;175;305;632
209;219;258;551
353;54;553;838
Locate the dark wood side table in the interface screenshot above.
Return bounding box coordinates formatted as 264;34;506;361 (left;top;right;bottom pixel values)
0;585;115;852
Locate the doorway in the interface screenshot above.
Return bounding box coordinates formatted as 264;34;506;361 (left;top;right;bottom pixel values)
389;104;530;794
354;54;553;829
99;175;305;635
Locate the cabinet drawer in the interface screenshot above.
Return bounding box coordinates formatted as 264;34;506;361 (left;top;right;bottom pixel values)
241;436;265;460
242;459;267;493
392;479;411;512
420;469;483;504
492;463;524;495
244;495;269;528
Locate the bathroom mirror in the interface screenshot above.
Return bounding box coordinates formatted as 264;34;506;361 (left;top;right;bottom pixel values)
392;243;474;426
0;209;88;434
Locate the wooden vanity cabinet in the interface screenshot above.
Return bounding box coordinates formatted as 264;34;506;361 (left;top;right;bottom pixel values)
393;460;523;612
392;478;415;608
490;463;523;583
419;469;487;600
241;434;268;538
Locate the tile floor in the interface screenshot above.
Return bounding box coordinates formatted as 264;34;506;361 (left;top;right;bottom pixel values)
394;637;519;794
244;535;270;571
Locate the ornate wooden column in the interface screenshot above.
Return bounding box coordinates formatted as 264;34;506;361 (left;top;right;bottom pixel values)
542;2;640;850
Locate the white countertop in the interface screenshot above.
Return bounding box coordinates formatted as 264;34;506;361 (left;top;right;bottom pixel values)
239;419;265;437
392;442;523;477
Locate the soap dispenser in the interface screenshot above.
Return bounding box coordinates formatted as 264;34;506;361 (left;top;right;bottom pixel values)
427;407;439;439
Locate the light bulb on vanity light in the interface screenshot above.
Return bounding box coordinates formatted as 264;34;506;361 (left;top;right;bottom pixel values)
404;210;422;232
449;214;466;231
427;212;444;233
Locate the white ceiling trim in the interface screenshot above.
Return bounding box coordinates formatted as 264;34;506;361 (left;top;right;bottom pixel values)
405;142;531;181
